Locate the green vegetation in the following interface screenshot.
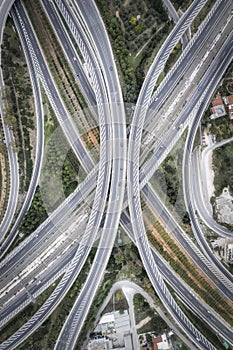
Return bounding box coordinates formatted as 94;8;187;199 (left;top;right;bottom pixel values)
159;155;180;206
42;89;86;191
135;294;153;324
217;61;233;96
42;90;59;144
164;42;182;75
0;118;10;223
0;159;2;198
201;61;233;142
212;143;233;196
39;128;75;213
103;289;128;315
134;294;167;336
202;109;233;142
1;18;35;195
13;89;85;241
95;0;172;103
113;242;155;297
150;133;191;227
62;149;85;197
200;61;233;229
17;146;84;239
18;186;47;237
137;314;167;335
198;66;233;231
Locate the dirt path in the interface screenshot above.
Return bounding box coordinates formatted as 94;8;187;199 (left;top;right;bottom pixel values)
136;316;151;329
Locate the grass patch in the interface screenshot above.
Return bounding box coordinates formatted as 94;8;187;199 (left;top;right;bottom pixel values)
137;314;167;334
1;17;35;196
95;0;171;103
103;289;128;315
213;143;233;196
0;118;10;223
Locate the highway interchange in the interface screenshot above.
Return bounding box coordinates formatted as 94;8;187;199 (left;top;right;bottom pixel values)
0;0;233;349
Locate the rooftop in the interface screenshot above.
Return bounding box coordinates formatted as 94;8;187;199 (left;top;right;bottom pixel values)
226;95;233;105
152;334;172;350
212;93;223;107
114;310;130;334
87;338;113;350
99;313;115;325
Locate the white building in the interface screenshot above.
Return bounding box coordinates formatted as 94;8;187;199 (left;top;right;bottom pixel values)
87;337;113;350
92;310;133;350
